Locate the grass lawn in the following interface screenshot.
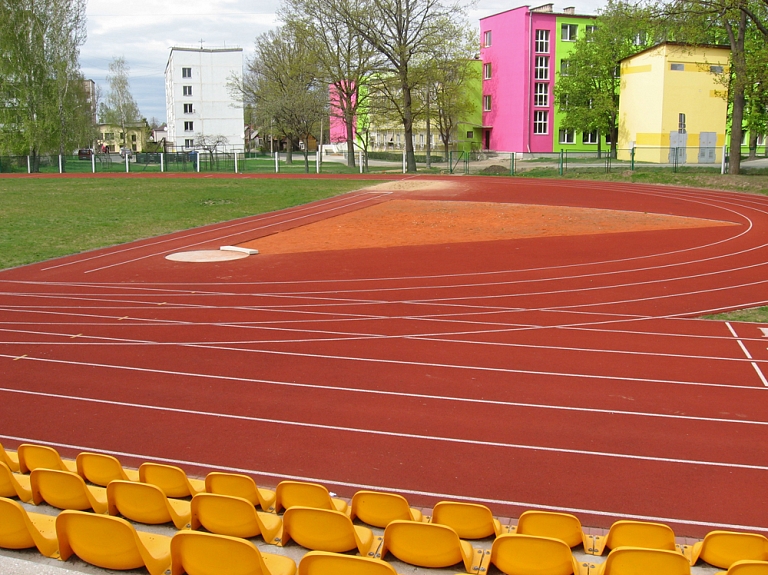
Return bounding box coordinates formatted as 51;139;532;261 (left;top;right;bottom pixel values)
0;177;380;270
702;307;768;323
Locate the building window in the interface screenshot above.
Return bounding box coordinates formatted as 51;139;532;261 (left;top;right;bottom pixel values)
183;85;192;96
466;131;474;139
678;113;686;133
533;111;548;134
583;130;598;144
757;134;765;146
710;65;724;74
670;63;684;71
534;56;549;80
560;59;571;77
535;29;550;53
559;129;575;144
184;103;193;114
585;25;597;40
184;121;194;132
182;67;192;78
561;24;578;41
483;95;492;111
559;93;569;111
131;134;136;142
534;83;549;107
105;133;114;141
483;30;492;47
483;63;491;79
185;139;194;148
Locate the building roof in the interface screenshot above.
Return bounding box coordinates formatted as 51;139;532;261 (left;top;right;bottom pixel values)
619;41;730;63
480;3;595;21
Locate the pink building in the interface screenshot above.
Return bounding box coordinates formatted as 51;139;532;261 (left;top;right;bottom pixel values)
480;4;595;153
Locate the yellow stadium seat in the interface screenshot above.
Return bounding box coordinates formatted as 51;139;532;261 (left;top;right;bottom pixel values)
597;547;691;575
139;462;205;498
30;468;108;514
107;480;191;530
589;520;679;556
688;531;768;568
281;506;380;556
350;490;423;527
190;493;282;544
299;550;400;575
0;461;32;502
0;496;59;558
719;560;768;575
431;501;506;539
18;443;77;474
275;481;349;515
205;471;276;512
513;510;589;549
380;520;489;573
170;530;296;575
491;533;582;575
57;509;171;575
76;452;139;486
0;442;20;472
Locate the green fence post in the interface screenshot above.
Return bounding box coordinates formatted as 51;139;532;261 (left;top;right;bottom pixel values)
631;147;635;171
464;153;469;175
510;153;515;176
449;151;453;174
559;150;563;176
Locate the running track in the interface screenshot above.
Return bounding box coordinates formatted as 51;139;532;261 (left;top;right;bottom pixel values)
1;175;767;538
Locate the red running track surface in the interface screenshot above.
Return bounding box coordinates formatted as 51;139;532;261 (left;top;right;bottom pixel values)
1;175;767;537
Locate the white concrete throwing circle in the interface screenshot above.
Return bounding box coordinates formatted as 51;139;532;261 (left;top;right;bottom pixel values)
165;250;249;262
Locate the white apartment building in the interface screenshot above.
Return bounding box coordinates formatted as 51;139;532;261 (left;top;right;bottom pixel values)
165;47;244;151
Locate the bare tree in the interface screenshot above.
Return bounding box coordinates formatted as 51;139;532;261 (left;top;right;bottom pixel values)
100;57;141;153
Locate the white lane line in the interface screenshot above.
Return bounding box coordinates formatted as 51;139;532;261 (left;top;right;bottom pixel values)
1;380;765;427
0;395;764;470
726;322;768;386
1;433;766;533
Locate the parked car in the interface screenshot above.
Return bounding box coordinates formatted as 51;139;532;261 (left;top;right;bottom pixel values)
77;148;93;160
119;147;133;159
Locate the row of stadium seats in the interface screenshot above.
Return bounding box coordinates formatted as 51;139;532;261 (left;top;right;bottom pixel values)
2;442;768;575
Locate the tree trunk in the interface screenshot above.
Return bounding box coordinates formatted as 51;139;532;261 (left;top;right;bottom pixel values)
303;143;309;173
726;14;747;175
400;76;417;172
286;137;293;164
345;105;356;168
749;133;757;160
425;91;431;169
610;124;618;159
730;88;745;174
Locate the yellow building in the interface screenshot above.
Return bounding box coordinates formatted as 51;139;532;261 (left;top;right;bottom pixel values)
97;122;148;153
618;42;730;164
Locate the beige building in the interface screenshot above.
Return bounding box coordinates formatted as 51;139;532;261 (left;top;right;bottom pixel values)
97;122;149;153
618;42;730;164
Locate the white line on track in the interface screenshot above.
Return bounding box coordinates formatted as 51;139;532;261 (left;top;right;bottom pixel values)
1;433;765;533
0;393;764;470
725;321;768;386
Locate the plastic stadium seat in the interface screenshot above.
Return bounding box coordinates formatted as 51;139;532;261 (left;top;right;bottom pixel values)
139;462;206;498
281;506;380;556
430;501;506;539
30;468;108;514
275;480;349;515
589;520;679;556
0;442;20;472
57;509;171;575
0;461;32;502
513;510;590;549
76;452;140;486
380;520;489;573
596;547;691;575
350;490;423;527
170;530;297;575
205;471;276;512
107;480;191;530
490;533;582;575
688;531;768;568
298;550;400;575
719;560;768;575
18;443;77;474
191;493;282;544
0;496;59;558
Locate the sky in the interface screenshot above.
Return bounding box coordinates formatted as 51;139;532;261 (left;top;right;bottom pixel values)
81;0;605;123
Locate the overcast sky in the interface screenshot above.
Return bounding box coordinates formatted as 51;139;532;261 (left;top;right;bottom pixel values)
81;0;605;123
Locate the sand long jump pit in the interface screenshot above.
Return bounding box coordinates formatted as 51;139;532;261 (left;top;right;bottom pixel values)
235;199;737;255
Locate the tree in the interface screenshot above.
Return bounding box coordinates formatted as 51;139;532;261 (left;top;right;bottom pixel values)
331;0;471;172
556;0;657;158
281;0;380;167
100;57;141;153
239;26;327;172
0;0;91;166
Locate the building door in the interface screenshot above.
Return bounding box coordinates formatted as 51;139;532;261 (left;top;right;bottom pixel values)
669;132;687;164
698;132;717;163
484;130;491;150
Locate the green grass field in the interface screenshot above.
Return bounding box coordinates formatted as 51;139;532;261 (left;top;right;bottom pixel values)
703;307;768;323
0;177;380;270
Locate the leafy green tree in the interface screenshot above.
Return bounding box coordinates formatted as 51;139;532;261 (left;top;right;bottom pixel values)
0;0;91;167
555;0;657;158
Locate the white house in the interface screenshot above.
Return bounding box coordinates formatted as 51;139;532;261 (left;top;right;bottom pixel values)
164;47;244;151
